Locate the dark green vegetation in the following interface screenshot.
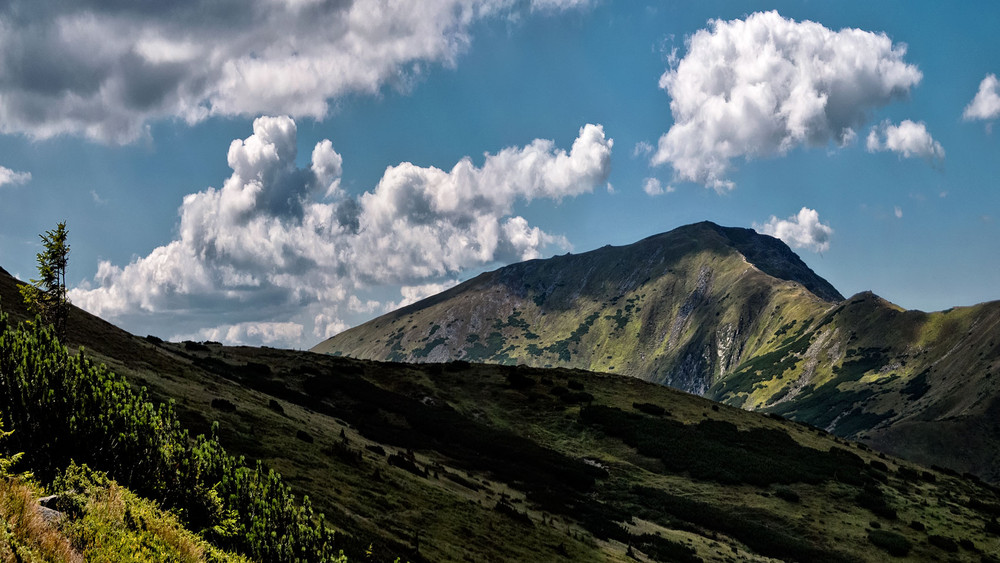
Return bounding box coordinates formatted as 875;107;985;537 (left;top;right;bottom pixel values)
18;221;70;340
315;221;1000;484
0;312;339;561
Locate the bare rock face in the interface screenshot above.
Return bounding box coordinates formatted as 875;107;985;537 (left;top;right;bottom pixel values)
37;495;66;524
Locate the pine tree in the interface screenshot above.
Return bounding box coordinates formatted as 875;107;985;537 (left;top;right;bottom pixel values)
19;221;70;339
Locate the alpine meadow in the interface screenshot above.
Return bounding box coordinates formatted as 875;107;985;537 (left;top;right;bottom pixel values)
3;2;1000;562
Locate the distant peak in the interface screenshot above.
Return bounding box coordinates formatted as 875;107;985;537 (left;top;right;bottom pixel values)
691;222;844;303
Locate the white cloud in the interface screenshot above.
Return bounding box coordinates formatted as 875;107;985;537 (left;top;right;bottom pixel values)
866;120;944;161
0;0;591;143
393;281;462;310
652;10;922;190
0;166;31;188
69;116;612;346
894;206;903;219
313;312;350;340
347;296;384;315
176;321;305;348
642;177;672;196
754;207;833;253
963;74;1000;122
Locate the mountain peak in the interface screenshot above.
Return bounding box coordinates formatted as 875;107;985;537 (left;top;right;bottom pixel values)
711;223;843;303
631;221;843;303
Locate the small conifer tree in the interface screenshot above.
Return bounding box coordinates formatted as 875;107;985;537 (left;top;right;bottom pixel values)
19;221;70;339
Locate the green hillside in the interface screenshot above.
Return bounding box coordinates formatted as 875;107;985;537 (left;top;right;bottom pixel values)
4;265;1000;560
313;222;1000;483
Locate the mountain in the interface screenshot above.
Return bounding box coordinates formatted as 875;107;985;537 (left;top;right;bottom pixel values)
314;222;1000;482
5;263;1000;561
314;221;842;392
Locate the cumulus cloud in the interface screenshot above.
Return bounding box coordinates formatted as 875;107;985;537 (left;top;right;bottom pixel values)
963;74;1000;123
0;166;31;188
0;0;590;143
754;207;833;253
652;10;922;190
865;120;944;161
70;116;612;346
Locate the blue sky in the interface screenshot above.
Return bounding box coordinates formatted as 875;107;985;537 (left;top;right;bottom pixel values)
1;1;999;348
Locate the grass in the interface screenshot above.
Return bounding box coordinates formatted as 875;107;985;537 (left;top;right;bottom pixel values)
0;478;81;562
0;465;251;563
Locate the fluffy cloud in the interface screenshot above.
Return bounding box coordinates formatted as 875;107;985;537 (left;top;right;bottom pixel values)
0;0;588;143
754;207;833;253
69;116;612;346
865;120;944;161
0;166;31;188
394;281;462;310
652;11;922;190
963;74;1000;123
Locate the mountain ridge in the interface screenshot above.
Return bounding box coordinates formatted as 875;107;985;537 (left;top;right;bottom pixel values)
314;221;842;388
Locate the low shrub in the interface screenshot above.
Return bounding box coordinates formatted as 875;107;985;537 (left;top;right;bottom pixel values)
632;402;666;416
868;529;910;556
211;398;237;413
494;500;533;526
387;453;425;478
774;486;800;503
928;534;958;553
267;399;285;415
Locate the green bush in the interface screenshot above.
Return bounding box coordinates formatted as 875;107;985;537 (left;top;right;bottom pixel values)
868;529;910;556
0;311;340;562
773;486;800;503
928;534;958;553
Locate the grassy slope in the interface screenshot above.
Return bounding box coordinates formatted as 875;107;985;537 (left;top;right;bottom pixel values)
5;266;1000;561
0;467;251;563
702;291;1000;482
6;266;1000;560
125;343;1000;562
